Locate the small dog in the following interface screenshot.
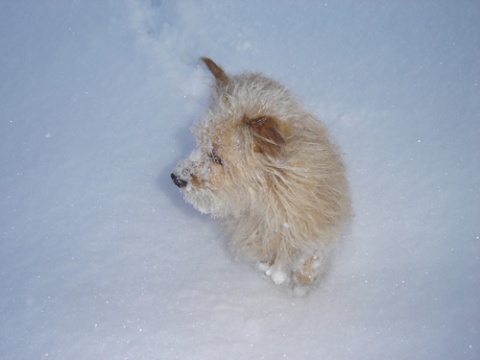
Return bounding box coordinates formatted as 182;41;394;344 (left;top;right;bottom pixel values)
171;58;351;294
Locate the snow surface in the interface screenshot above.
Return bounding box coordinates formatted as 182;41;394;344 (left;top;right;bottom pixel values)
1;1;479;359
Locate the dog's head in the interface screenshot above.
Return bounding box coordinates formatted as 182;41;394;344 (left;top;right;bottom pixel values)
171;58;296;217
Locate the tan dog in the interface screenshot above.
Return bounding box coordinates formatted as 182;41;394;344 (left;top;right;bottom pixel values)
171;58;351;294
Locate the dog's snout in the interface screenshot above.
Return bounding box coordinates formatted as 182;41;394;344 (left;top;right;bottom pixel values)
171;173;188;188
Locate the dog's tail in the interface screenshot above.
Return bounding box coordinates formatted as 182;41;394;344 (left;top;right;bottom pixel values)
200;57;229;86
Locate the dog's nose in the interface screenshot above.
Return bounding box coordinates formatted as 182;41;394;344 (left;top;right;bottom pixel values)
171;173;188;188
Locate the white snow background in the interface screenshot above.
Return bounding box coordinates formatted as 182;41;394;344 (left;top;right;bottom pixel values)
1;1;479;359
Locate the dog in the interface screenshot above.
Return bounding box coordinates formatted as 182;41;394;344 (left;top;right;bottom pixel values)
171;58;351;294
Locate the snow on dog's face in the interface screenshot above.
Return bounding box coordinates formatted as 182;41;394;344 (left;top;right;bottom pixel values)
170;121;234;217
171;58;293;218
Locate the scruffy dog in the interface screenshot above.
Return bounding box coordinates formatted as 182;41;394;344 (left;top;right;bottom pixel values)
171;58;351;294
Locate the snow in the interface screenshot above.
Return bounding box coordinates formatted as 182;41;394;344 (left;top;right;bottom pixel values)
1;0;479;359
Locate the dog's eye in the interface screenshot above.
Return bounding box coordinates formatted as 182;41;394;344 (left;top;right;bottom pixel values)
209;149;223;165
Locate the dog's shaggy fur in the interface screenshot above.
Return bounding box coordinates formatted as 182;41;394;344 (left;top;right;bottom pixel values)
171;58;351;294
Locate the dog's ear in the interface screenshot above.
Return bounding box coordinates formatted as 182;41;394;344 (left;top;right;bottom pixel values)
201;57;229;86
244;116;292;158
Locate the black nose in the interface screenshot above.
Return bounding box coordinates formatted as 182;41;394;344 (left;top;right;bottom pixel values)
171;173;188;188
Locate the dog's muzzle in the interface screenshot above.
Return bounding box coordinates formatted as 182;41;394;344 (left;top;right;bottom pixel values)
171;173;188;188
